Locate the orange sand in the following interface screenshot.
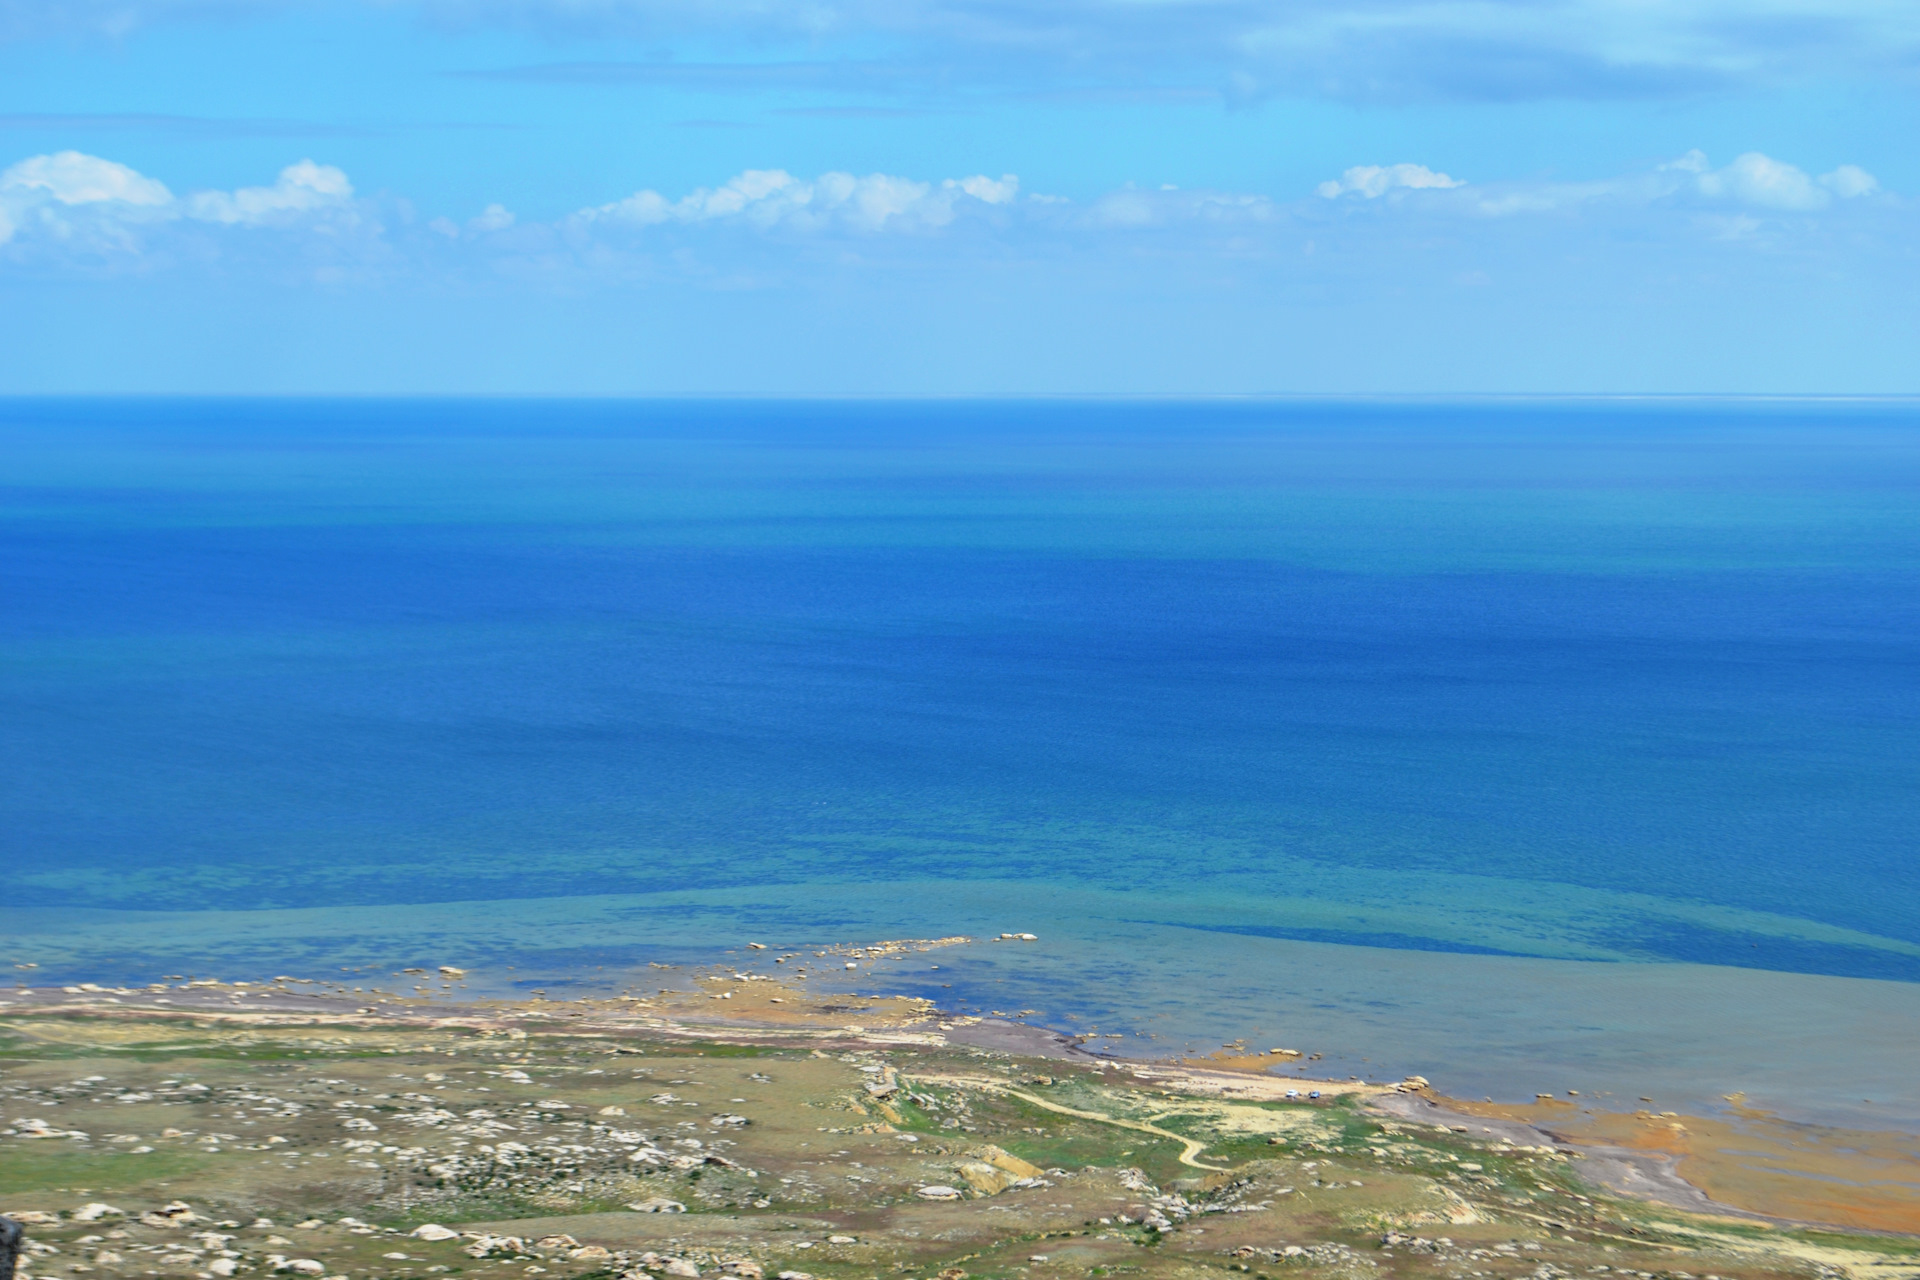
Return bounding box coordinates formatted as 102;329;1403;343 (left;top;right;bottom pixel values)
1448;1096;1920;1234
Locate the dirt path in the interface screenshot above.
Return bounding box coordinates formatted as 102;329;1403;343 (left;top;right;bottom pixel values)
912;1072;1229;1170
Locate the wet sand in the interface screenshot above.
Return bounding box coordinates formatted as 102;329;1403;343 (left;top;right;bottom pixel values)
1421;1094;1920;1235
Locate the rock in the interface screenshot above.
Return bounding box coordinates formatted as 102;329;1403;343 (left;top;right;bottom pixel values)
968;1145;1044;1180
776;1272;814;1280
438;967;466;978
1;1216;56;1228
826;1237;855;1246
957;1162;1017;1195
278;1261;326;1275
625;1199;686;1215
722;1263;762;1279
410;1225;459;1242
569;1248;614;1264
463;1236;524;1259
209;1260;239;1277
916;1186;964;1201
535;1237;580;1250
70;1207;122;1224
663;1260;700;1277
598;1106;627;1117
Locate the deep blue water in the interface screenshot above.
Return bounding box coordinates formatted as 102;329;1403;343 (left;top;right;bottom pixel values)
5;397;1920;1112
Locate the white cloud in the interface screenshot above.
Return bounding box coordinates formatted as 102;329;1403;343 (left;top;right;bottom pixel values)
1695;151;1827;211
575;168;1019;233
0;150;172;205
470;202;516;231
952;174;1018;204
1088;185;1277;228
0;151;372;267
1819;164;1880;199
0;148;1901;282
1317;163;1462;199
1463;151;1884;218
186;158;354;224
1685;152;1880;211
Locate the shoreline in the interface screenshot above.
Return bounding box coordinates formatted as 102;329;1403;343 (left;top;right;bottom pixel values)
6;966;1918;1235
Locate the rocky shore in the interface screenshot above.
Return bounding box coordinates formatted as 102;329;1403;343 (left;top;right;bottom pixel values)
3;951;1918;1258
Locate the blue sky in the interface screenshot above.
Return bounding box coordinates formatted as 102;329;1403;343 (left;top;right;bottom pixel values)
1;0;1916;391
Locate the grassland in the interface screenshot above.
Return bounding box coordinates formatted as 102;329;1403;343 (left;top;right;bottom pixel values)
3;995;1916;1280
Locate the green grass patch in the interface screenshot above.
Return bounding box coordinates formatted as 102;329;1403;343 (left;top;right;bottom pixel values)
0;1146;209;1194
633;1042;780;1059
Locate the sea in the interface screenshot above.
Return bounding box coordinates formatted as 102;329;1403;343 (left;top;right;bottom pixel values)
5;397;1919;1128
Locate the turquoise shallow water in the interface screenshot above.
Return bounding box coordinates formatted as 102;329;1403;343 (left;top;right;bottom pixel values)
4;397;1919;1122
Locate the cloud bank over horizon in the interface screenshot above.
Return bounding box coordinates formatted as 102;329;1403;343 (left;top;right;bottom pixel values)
0;148;1896;283
1;0;1915;392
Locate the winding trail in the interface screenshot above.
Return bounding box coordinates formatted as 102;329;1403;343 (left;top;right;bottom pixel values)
908;1073;1229;1170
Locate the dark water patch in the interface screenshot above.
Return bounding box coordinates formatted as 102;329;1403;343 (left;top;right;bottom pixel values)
1599;921;1920;983
1152;921;1538;957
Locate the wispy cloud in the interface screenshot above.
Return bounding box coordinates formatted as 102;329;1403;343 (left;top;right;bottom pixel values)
0;112;379;138
457;59;917;93
1451;150;1889;217
10;0;1920;103
1317;163;1464;199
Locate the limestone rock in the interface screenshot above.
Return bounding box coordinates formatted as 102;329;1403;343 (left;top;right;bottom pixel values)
625;1199;686;1214
957;1162;1016;1195
968;1145;1044;1180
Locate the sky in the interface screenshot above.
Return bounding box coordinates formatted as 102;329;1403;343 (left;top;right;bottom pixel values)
0;0;1916;391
